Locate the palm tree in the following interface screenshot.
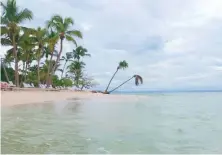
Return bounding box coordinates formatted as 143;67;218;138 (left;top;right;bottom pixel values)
60;52;73;79
40;60;61;84
73;46;90;61
107;75;143;94
1;0;33;86
32;27;48;87
18;31;35;82
44;29;59;87
46;15;83;78
67;60;85;87
104;60;128;93
1;29;35;83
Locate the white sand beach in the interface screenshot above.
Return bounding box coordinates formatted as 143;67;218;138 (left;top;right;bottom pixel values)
1;90;145;107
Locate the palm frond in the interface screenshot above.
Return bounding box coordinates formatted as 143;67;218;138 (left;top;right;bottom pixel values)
1;26;8;35
67;30;83;39
64;17;74;29
65;35;77;46
118;60;128;70
1;38;12;46
134;75;143;86
52;15;63;23
16;8;33;23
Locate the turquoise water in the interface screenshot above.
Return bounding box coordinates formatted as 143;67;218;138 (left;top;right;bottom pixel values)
1;92;222;153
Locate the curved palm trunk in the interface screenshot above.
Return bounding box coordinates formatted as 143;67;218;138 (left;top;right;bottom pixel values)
13;35;19;87
108;76;134;94
60;60;67;79
104;69;119;93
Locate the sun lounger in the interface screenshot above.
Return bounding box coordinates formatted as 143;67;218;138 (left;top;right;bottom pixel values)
1;82;13;91
23;83;33;88
9;81;16;87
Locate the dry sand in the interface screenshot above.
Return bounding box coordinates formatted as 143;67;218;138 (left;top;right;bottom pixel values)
1;90;146;107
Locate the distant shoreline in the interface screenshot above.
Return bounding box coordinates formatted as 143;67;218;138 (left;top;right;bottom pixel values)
112;90;222;94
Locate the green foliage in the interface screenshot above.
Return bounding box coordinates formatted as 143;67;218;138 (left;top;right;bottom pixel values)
118;60;128;70
52;76;73;87
1;66;14;82
61;78;73;87
0;0;99;90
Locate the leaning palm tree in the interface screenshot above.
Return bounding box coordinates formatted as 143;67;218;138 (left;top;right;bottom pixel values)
60;52;73;78
1;0;33;86
46;15;83;77
107;75;143;94
104;60;128;93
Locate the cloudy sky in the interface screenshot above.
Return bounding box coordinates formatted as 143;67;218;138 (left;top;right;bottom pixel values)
1;0;222;91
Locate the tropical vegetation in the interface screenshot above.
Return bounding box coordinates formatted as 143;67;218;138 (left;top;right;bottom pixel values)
0;0;96;90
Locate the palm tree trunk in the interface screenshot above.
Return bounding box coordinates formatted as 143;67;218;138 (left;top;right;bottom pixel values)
1;58;10;83
46;52;54;86
104;69;119;93
37;58;41;87
24;62;28;81
24;52;29;82
12;35;19;87
19;61;25;87
50;39;63;83
60;60;67;79
47;39;63;87
108;76;134;93
37;48;43;87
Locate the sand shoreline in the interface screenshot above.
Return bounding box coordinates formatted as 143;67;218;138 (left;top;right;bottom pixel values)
1;91;144;107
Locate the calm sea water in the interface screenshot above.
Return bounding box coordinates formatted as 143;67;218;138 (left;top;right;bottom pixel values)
1;92;222;154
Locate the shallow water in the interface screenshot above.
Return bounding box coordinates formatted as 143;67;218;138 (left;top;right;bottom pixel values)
1;92;222;153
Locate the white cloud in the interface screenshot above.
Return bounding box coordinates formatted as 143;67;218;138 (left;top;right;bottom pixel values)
1;0;222;91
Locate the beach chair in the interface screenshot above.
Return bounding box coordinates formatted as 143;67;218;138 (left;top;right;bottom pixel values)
23;83;32;88
31;83;35;87
9;81;16;87
1;82;13;91
39;84;46;89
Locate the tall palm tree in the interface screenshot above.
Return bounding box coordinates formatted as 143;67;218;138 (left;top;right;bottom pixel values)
73;46;90;61
1;0;33;86
44;29;59;87
46;15;83;78
18;31;35;82
108;75;143;94
60;52;73;79
32;27;48;87
104;60;128;93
